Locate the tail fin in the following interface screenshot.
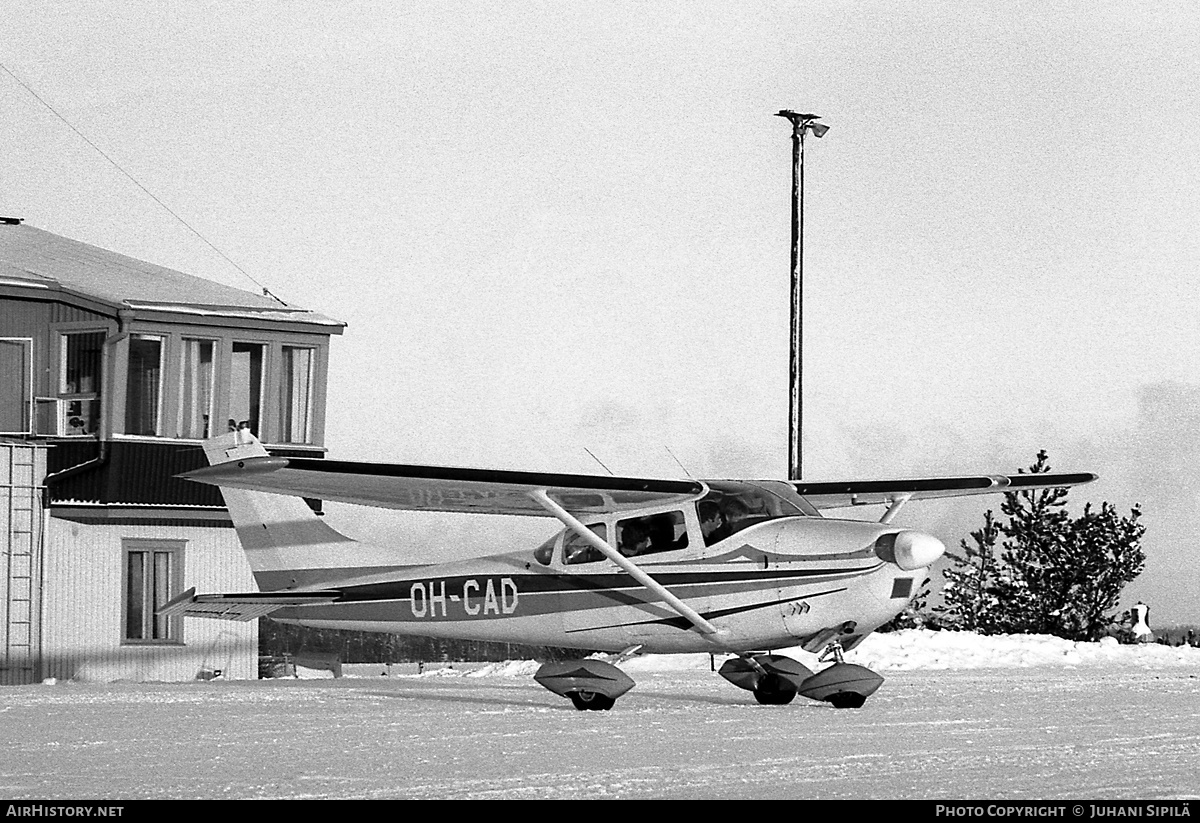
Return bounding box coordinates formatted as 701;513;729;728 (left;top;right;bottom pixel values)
202;431;400;591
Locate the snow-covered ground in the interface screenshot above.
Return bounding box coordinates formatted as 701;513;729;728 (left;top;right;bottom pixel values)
3;631;1199;800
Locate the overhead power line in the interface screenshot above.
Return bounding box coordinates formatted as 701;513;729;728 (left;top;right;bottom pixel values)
1;61;287;305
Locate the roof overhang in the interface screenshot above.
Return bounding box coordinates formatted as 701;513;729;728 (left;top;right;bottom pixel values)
0;280;345;335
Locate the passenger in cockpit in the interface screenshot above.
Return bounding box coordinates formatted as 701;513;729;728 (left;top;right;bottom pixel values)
699;501;727;545
619;521;652;557
648;513;687;552
720;498;753;537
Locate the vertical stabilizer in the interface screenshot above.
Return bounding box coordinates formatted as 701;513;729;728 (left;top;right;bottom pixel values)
202;431;401;591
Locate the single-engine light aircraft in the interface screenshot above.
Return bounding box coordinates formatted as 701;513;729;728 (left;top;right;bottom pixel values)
163;430;1096;710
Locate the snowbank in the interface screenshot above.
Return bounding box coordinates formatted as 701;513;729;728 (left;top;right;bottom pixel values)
311;630;1200;680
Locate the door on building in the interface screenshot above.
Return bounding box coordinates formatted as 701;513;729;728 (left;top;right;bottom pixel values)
0;338;33;435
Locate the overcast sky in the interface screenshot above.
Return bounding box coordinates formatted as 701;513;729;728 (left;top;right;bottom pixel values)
3;2;1198;623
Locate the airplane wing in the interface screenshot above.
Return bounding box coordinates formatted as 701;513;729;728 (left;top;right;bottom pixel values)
180;456;705;516
793;472;1098;510
157;587;341;622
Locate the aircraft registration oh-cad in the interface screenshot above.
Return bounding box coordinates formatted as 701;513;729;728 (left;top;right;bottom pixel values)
162;430;1097;711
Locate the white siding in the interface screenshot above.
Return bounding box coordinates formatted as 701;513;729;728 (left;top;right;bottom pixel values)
42;519;257;682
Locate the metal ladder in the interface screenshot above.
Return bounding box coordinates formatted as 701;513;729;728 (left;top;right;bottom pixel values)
1;443;43;685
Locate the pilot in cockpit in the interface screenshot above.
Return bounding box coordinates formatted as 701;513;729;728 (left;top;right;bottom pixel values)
699;501;727;545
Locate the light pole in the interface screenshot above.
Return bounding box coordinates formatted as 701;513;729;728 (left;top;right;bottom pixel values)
775;110;828;482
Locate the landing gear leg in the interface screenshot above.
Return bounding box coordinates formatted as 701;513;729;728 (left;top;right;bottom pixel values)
818;640;845;664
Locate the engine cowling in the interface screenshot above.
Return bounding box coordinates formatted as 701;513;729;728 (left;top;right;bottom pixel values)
875;530;945;570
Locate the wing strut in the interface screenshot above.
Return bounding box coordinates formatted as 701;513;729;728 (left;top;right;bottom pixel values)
527;489;725;639
879;493;912;524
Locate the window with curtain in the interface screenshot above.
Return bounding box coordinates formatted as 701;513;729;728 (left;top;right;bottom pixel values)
125;335;163;435
280;346;314;443
178;338;216;438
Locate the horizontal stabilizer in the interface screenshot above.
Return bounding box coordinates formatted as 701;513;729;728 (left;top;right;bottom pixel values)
157;587;340;622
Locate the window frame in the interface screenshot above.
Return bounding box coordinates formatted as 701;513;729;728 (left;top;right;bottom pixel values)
177;336;219;439
124;333;166;437
121;538;186;646
229;340;269;438
0;337;35;435
279;345;315;444
57;328;107;437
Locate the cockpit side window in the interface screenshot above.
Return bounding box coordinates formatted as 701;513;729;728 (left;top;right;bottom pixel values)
563;523;608;565
749;480;821;517
697;499;726;546
697;481;811;544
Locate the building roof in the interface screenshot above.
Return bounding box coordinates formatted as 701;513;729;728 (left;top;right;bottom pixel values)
0;220;344;333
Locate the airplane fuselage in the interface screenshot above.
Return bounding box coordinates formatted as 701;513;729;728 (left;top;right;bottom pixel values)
270;515;926;655
169;430;1094;709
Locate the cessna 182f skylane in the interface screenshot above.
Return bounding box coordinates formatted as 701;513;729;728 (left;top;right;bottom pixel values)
163;430;1096;710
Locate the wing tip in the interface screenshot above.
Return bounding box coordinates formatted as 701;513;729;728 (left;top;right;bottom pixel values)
1005;471;1100;488
177;456;290;483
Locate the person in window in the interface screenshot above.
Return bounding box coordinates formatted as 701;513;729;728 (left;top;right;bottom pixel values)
720;498;754;537
699;501;727;545
647;513;687;553
619;520;652;557
563;525;606;565
565;541;604;565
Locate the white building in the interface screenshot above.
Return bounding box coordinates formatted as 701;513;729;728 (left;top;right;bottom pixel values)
0;218;344;683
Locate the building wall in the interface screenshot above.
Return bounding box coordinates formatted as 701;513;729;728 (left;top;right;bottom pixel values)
3;234;341;685
41;519;257;682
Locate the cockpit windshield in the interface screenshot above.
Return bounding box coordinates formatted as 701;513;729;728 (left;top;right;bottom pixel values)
696;480;817;545
533;479;817;565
